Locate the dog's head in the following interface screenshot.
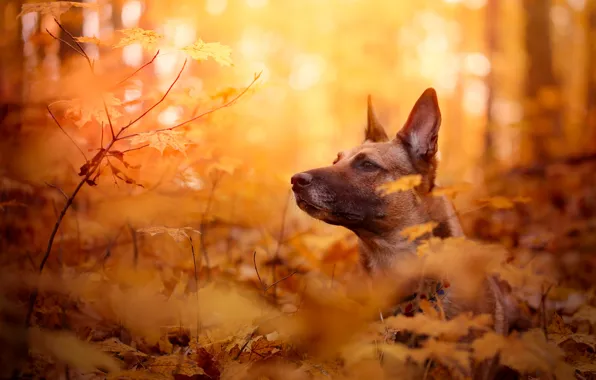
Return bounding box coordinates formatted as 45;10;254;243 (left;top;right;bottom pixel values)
291;88;442;235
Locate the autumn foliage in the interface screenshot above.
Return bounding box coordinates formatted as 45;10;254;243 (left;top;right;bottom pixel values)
1;1;596;380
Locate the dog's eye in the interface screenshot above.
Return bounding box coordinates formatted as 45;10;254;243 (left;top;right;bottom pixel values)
359;160;379;171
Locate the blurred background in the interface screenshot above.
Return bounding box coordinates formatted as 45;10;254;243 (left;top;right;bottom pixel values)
1;0;595;284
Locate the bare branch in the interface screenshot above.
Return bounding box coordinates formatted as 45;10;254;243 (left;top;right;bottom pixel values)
101;96;116;139
53;18;93;69
45;28;86;60
47;106;88;162
44;182;68;201
117;59;188;136
253;251;266;291
112;50;160;89
263;270;298;293
121;71;261;139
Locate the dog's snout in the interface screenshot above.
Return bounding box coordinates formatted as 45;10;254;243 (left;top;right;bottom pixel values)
291;172;313;188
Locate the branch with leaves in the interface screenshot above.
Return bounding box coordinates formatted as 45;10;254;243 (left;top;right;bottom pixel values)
25;15;260;327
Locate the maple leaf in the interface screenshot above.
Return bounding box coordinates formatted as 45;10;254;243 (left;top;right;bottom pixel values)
114;28;163;50
29;327;121;373
400;221;438;242
472;329;574;378
377;174;422;195
384;313;493;340
64;93;122;127
431;183;472;199
128;130;194;155
18;2;98;20
182;39;233;66
137;226;200;242
74;36;105;46
476;195;531;209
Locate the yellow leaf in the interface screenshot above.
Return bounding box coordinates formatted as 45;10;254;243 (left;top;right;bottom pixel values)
29;327;121;373
74;36;105;46
114;28;163;50
384;313;493;340
399;221;438;242
476;195;531;210
431;183;472;199
64;93;122;127
129;130;193;155
472;329;573;378
377;174;422;195
137;226;200;242
182;39;233;67
18;2;98;20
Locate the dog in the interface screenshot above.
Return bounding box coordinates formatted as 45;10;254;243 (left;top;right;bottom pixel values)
291;89;525;377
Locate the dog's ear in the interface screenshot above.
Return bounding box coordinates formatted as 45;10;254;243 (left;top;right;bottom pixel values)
397;88;441;159
365;95;389;142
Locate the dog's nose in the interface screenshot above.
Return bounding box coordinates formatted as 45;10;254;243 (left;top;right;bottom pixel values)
291;172;313;188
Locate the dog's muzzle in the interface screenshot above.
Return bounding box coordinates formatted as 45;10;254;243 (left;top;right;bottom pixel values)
290;172;313;191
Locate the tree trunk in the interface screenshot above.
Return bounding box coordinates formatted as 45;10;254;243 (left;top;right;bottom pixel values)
587;0;596;153
484;0;498;168
522;0;561;166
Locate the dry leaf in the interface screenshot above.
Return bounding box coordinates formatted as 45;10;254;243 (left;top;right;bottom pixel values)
137;226;200;242
476;195;531;209
29;327;121;373
472;329;573;378
182;39;233;66
114;28;163;50
18;2;98;20
431;183;472;199
384;313;493;340
377;175;422;195
399;222;438;242
75;36;104;46
64;93;122;127
129;130;193;155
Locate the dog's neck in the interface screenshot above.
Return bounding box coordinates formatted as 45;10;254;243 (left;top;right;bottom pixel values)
356;193;463;274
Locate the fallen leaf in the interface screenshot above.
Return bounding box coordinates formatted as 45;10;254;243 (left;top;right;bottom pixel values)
377;175;422;195
29;327;121;373
137;226;200;242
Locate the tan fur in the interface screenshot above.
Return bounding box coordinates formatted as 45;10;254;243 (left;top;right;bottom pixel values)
291;89;514;337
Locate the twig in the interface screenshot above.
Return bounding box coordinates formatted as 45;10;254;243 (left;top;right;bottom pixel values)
47;106;87;162
101;96;116;139
253;251;266;291
111;50;160;89
45;28;86;60
53;19;93;69
121;71;262;139
541;284;553;339
198;175;220;282
271;191;291;301
25;171;93;326
263;270;298;293
117;59;188;135
44;182;68;201
189;236;200;343
128;223;139;268
118;144;149;154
